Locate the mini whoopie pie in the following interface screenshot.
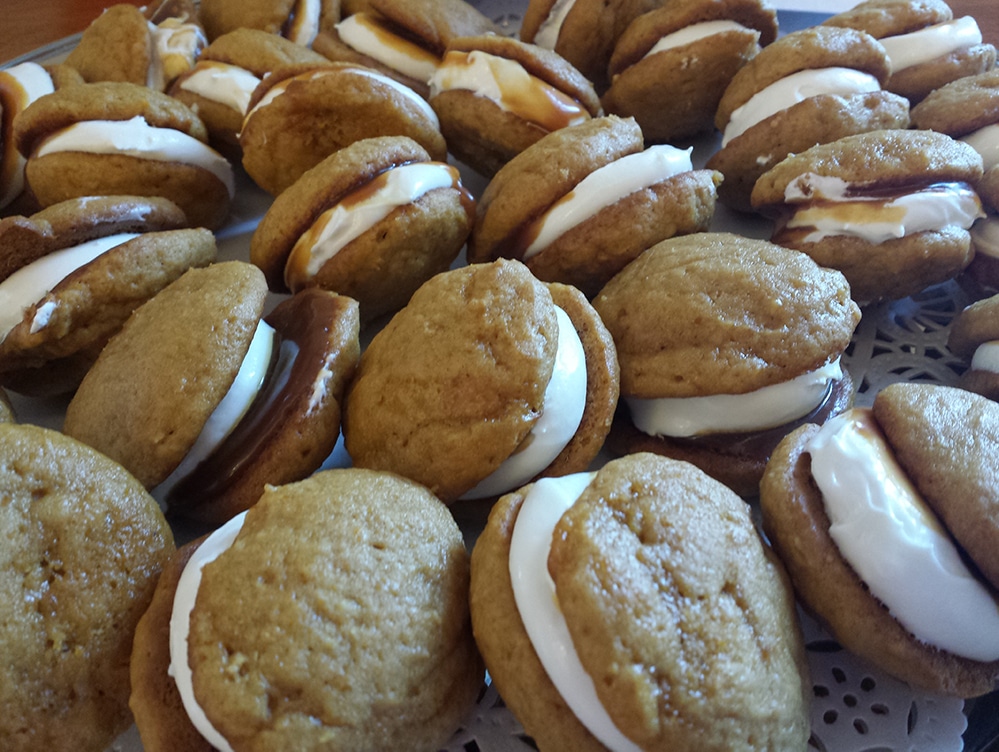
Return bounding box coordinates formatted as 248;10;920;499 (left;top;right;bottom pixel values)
251;135;474;325
63;261;360;525
130;467;482;752
760;382;999;697
822;0;997;104
239;61;447;195
602;0;778;143
0;195;215;396
469;115;720;297
314;0;499;99
14;81;234;229
706;25;909;212
948;292;999;401
470;452;811;751
593;232;861;497
198;0;341;46
751;128;985;304
428;33;602;178
343;258;619;505
0;422;174;752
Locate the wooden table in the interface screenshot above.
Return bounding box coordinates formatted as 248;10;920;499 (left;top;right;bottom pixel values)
1;0;997;64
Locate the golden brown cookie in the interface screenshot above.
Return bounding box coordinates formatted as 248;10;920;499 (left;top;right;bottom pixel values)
602;0;777;142
593;232;860;496
199;0;341;45
251;135;474;324
469;115;720;297
240;61;447;195
470;453;810;751
0;422;174;752
947;293;999;400
14;81;234;229
131;467;482;751
63;261;361;525
343;258;619;504
752;128;984;304
0;195;215;396
760;383;999;697
428;33;602;178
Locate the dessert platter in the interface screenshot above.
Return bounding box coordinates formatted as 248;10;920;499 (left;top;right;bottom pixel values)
3;0;999;750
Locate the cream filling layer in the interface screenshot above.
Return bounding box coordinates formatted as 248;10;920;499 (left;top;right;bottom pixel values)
335;13;439;84
962;123;999;171
461;306;587;500
972;215;999;259
179;62;262;115
287;0;321;47
534;0;576;49
284;161;461;291
645;20;753;59
168;510;246;752
509;472;642;752
807;408;999;662
880;17;983;73
972;341;999;374
627;358;842;438
0;62;55;207
524;145;693;260
147;18;206;91
0;232;138;344
722;67;880;147
35;116;236;197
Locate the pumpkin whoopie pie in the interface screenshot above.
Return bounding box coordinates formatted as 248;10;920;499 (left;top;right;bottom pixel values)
428;33;602;178
602;0;778;143
63;261;360;526
751;128;985;304
251;135;474;325
706;24;909;212
469;115;720;297
14;81;234;229
198;0;341;46
593;232;860;497
343;258;619;505
948;292;999;401
822;0;997;104
760;382;999;697
0;195;215;396
239;61;446;195
470;452;810;751
130;467;482;752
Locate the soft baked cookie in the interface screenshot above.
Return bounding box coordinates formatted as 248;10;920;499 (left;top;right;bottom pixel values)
130;467;482;751
912;69;999;292
251;135;474;324
706;25;909;212
428;33;602;178
948;293;999;401
752;128;984;304
0;422;174;752
63;261;360;525
760;382;999;697
240;61;447;195
64;2;206;92
593;232;860;497
314;0;499;99
343;258;619;504
14;81;234;229
168;28;328;154
823;0;997;104
0;195;215;396
199;0;340;46
469;115;720;297
470;452;811;751
602;0;778;142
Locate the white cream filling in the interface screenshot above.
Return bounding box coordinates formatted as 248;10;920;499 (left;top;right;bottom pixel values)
147;18;206;91
154;320;276;501
508;472;643;752
626;358;842;438
0;232;138;344
962;123;999;171
35;116;236;197
807;408;999;662
0;62;55;207
534;0;576;49
461;307;587;500
880;16;983;73
722;67;881;147
645;20;753;59
168;510;247;752
179;62;262;115
284;161;460;290
524;145;693;260
335;13;439;84
972;215;999;259
972;340;999;374
287;0;321;47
